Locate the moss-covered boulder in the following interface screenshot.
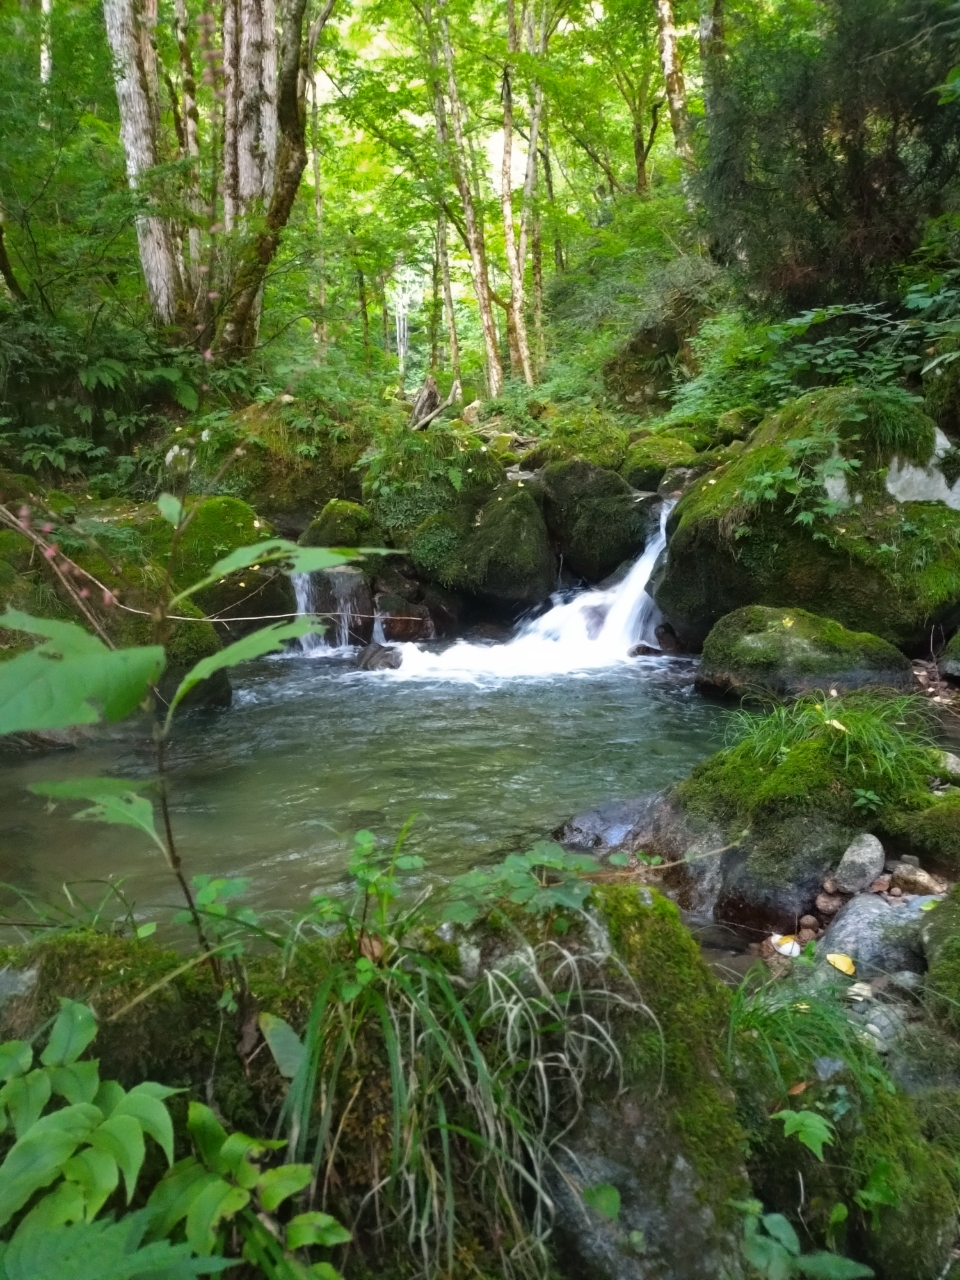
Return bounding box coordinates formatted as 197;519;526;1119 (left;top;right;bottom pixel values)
298;499;383;548
879;795;960;877
541;459;652;582
923;884;960;1038
938;627;960;681
620;433;697;491
520;406;629;471
652;386;960;651
410;484;555;609
697;606;913;698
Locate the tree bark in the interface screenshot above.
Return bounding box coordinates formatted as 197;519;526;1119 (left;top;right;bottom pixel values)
214;0;321;358
437;212;462;398
103;0;185;324
309;83;328;360
357;267;370;358
655;0;695;171
173;0;202;296
437;0;503;397
538;122;563;273
40;0;52;85
0;224;27;305
699;0;724;117
500;52;534;385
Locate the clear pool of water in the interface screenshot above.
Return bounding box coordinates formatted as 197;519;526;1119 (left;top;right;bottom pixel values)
0;650;727;919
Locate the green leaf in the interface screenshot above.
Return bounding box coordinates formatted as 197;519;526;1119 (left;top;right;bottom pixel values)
185;1176;250;1255
12;1177;86;1235
0;613;165;735
171;381;199;412
166;622;325;722
60;1147;119;1219
30;781;163;852
170;541;356;605
742;1232;794;1280
0;1071;52;1138
112;1085;175;1165
257;1164;311;1211
0;1128;80;1227
795;1255;875;1278
627;1229;646;1255
145;1158;214;1238
582;1183;620;1221
762;1213;801;1256
93;1080;125;1117
41;1000;98;1068
89;1114;145;1202
309;1265;342;1280
286;1212;352;1250
157;493;185;526
187;1102;228;1170
136;922;157;939
48;1062;100;1107
258;1013;305;1080
772;1109;835;1161
0;1042;32;1083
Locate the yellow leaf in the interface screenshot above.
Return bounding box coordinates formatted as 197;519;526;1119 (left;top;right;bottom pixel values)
772;934;802;957
827;952;856;976
782;617;794;628
825;719;848;733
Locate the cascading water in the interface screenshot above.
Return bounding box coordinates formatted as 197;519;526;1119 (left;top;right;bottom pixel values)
292;572;329;653
391;500;675;680
292;568;371;651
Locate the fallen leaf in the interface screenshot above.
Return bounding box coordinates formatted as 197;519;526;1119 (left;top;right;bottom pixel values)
787;1081;808;1096
920;900;939;912
827;952;856;976
782;617;794;628
825;719;848;733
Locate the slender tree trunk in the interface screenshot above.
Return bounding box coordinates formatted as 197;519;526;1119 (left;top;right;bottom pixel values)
437;0;503;397
103;0;185;324
0;223;27;305
40;0;52;85
500;56;533;385
655;0;695;171
699;0;725;117
214;0;324;358
221;0;240;231
309;85;328;359
429;240;440;370
539;122;563;273
531;208;544;377
173;0;202;296
357;267;370;359
381;280;389;352
237;0;278;209
437;213;461;399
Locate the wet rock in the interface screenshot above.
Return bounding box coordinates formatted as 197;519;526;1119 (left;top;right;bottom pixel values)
654;623;685;655
549;1092;744;1280
889;970;925;997
561;794;668;855
818;894;939;976
834;833;887;894
374;592;435;642
355;642;402;671
816;891;846;915
619;435;697;492
0;727;86;755
306;566;374;646
889;862;944;896
541;460;654;582
298;498;384;549
695;606;911;700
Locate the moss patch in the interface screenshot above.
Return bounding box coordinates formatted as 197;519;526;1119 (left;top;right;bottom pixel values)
595;884;746;1203
541;459;650;581
620;434;697;491
521;406;629;471
299;499;383;548
880;795;960;876
698;605;911;698
924;885;960;1037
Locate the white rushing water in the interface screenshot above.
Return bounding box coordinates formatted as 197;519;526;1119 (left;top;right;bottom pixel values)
390;500;674;681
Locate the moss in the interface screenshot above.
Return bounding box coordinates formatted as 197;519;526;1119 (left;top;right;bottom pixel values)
698;605;911;697
521;406;629;471
913;1087;960;1194
409;510;470;587
880;795;960;876
541;459;649;581
460;486;554;607
620;434;697;490
925;885;960;1037
299;499;383;548
595;884;747;1202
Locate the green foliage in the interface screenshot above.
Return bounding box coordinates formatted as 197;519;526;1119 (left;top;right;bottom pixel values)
772;1110;835;1162
442;843;601;925
733;1201;874;1279
581;1183;620;1221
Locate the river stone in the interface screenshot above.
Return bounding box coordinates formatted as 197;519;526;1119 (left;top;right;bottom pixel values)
355;642;402;671
818;894;940;977
548;1092;744;1280
834;833;887;894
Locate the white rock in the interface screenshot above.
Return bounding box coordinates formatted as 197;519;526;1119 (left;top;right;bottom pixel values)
834;833;886;894
939;750;960;778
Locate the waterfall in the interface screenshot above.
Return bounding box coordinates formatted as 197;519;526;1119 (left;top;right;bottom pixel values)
391;501;675;680
292;569;368;652
292;573;329;653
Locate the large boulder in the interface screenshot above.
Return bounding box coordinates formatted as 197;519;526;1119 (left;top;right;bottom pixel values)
541;460;655;582
696;606;912;699
520;406;629;471
410;484;555;610
620;435;698;491
652;387;960;652
298;499;384;549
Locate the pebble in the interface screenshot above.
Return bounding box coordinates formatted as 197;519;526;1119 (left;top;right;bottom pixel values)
890;863;942;896
816;891;846;915
823;878;839;895
870;875;891;893
797;928;817;944
799;914;819;931
889;886;902;897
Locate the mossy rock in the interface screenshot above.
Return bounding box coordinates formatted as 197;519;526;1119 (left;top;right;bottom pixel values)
620;434;697;491
938;628;960;681
298;499;384;549
697;605;912;699
880;795;960;877
541;459;652;582
923;884;960;1038
653;386;957;651
520;406;629;471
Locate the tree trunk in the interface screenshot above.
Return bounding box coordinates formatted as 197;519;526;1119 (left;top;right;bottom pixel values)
539;122;563;272
237;0;278;210
103;0;185;324
437;212;462;399
358;268;370;358
699;0;725;117
531;208;544;377
309;85;328;360
429;237;440;370
500;56;534;386
437;0;503;397
40;0;52;85
0;224;27;305
214;0;320;358
173;0;202;296
655;0;695;171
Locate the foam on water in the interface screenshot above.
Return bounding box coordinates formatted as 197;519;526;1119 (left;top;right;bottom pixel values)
388;500;674;682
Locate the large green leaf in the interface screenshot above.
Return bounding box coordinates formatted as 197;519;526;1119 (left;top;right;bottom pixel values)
0;1044;32;1085
145;1159;215;1239
60;1147;119;1219
41;1001;98;1068
0;611;165;736
170;540;358;606
256;1163;311;1212
0;1073;52;1139
0;1128;80;1227
112;1086;175;1165
165;621;325;722
47;1063;101;1107
89;1115;145;1202
286;1211;352;1250
32;781;164;853
184;1177;249;1255
187;1104;228;1171
258;1013;305;1080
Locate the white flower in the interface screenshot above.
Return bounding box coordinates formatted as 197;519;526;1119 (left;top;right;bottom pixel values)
201;429;211;442
164;445;181;465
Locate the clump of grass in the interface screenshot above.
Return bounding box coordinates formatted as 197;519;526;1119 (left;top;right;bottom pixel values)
725;691;937;797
